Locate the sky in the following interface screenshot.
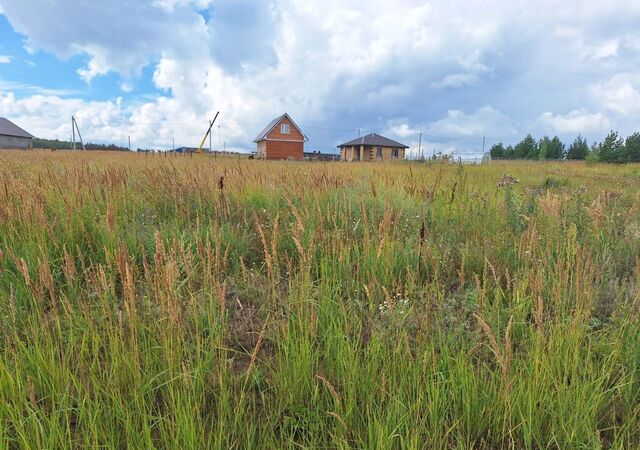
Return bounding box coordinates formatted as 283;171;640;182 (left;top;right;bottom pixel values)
1;0;640;156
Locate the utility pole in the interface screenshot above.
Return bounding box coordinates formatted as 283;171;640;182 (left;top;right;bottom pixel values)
482;136;486;154
209;120;212;154
72;117;76;150
72;117;86;151
128;135;131;151
418;132;422;160
358;128;360;137
172;137;175;152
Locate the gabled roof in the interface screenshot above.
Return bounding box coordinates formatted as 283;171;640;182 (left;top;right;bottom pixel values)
253;113;304;142
0;117;33;139
337;133;408;149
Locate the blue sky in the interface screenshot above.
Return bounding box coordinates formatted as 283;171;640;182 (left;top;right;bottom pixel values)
1;0;640;154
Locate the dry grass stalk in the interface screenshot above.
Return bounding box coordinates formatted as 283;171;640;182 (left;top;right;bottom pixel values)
253;212;274;281
382;286;394;312
182;360;191;388
244;312;270;387
474;314;514;394
485;257;499;286
62;246;76;285
27;377;37;409
326;411;348;431
215;280;227;314
9;285;16;327
316;374;341;406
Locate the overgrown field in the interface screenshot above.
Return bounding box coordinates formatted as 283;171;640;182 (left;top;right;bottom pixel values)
0;151;638;449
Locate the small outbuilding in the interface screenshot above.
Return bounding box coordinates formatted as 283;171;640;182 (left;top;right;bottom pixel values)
338;133;408;162
0;117;33;149
254;113;305;160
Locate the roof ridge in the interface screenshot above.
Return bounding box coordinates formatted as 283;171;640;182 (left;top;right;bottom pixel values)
336;132;409;149
253;113;304;143
0;117;33;139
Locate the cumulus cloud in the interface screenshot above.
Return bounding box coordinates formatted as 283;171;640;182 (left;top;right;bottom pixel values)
0;55;11;63
591;73;640;116
1;0;211;81
539;109;610;133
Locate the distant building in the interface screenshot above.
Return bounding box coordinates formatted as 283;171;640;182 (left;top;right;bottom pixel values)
338;133;408;162
303;151;341;161
254;113;304;160
0;117;33;150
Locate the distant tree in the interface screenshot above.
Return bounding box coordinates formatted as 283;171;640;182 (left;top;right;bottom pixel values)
624;132;640;163
504;145;515;159
538;136;549;160
490;142;505;158
514;134;538;159
567;135;589;160
598;131;625;163
586;149;599;165
546;136;565;159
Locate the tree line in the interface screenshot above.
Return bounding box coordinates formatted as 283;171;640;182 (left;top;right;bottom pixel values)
490;131;640;163
33;138;129;151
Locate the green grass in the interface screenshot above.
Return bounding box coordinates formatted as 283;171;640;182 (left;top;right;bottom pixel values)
0;151;638;448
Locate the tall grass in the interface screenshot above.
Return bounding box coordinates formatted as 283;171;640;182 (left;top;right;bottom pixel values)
0;151;638;448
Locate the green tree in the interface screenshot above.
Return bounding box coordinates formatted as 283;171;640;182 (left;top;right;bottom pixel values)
515;134;538;159
567;135;589;160
623;132;640;163
546;136;565;159
490;142;505;158
598;131;625;163
538;136;549;160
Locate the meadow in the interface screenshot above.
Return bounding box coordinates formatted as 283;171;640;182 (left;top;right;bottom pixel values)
0;151;638;449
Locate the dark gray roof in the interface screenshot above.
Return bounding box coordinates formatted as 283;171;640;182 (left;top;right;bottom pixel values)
253;113;303;142
0;117;33;139
337;133;408;148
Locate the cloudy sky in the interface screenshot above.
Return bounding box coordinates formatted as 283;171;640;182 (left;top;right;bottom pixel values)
1;0;639;155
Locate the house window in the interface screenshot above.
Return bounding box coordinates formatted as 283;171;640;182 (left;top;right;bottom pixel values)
281;124;290;134
376;147;383;158
392;148;399;159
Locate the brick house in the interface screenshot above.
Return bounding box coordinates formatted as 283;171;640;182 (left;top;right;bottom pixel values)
254;113;305;160
338;133;408;162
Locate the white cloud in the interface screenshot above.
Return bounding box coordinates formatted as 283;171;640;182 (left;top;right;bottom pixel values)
1;0;212;82
591;73;640;116
0;55;12;63
119;81;133;93
539;109;610;133
387;120;421;138
426;106;516;139
431;73;480;89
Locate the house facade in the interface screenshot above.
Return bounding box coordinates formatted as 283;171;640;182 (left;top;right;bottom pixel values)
0;117;33;150
338;133;408;162
254;114;305;160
